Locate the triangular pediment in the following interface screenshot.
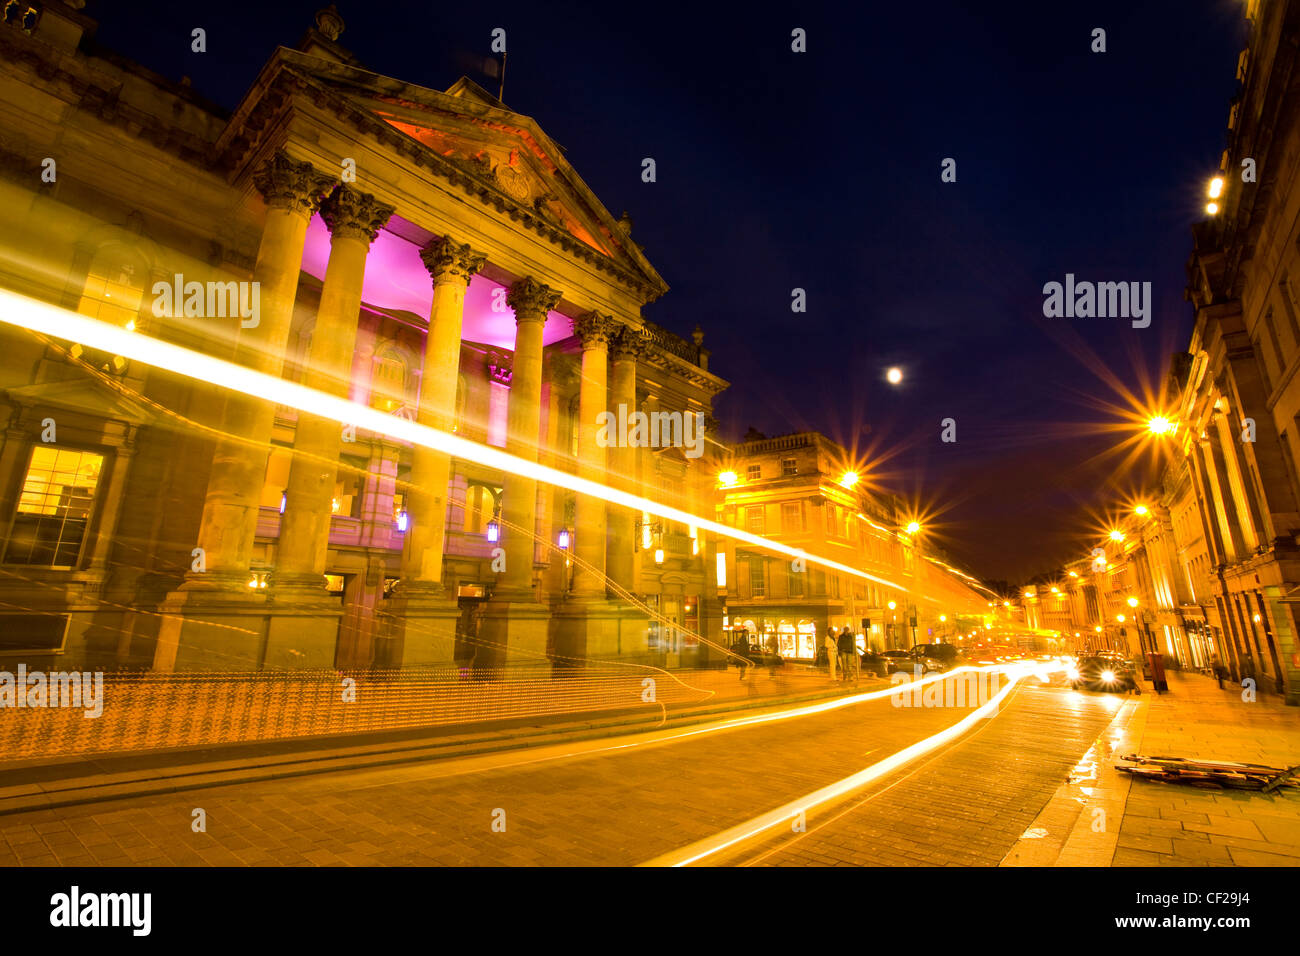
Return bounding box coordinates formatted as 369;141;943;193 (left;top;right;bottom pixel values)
6;374;156;425
242;50;666;299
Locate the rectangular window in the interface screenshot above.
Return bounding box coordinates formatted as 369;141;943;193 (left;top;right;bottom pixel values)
746;505;765;534
787;565;804;597
5;447;104;567
1258;311;1283;391
749;557;766;598
781;501;804;533
782;457;797;477
746;464;761;482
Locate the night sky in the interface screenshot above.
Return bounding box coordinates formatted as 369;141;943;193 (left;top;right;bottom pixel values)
92;1;1247;582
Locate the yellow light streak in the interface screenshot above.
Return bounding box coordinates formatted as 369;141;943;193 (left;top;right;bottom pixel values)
643;663;1044;866
0;291;910;592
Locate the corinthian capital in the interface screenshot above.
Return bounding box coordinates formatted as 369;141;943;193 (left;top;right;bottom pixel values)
320;185;395;244
252;150;337;217
420;236;486;286
506;277;562;322
572;311;616;349
609;325;649;361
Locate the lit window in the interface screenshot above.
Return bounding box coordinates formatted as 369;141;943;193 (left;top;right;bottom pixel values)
749;558;766;598
5;447;104;567
746;505;765;534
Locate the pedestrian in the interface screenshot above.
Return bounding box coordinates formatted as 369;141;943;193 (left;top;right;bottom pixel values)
824;628;839;681
1209;653;1224;689
837;626;857;682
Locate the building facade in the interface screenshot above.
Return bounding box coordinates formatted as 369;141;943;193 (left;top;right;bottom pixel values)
0;5;728;672
714;432;986;659
1175;0;1300;702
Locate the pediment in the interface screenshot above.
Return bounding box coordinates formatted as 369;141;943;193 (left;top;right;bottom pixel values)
6;374;155;425
249;51;666;298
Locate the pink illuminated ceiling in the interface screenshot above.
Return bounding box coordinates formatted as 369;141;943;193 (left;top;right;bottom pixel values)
300;214;574;349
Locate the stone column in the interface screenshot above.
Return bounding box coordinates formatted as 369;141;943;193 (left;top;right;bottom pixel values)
606;326;646;598
479;278;560;670
494;278;560;598
400;237;485;592
268;185;392;664
152;153;335;671
182;153;336;591
379;238;485;666
570;312;614;599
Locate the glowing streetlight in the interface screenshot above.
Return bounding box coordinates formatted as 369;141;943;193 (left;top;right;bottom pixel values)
1206;202;1219;215
1126;596;1139;608
1208;176;1224;199
718;470;738;488
1109;529;1125;542
1068;570;1078;578
1094;625;1102;633
887;600;897;610
839;471;859;489
905;520;921;535
886;367;903;385
1147;416;1176;436
1116;614;1126;623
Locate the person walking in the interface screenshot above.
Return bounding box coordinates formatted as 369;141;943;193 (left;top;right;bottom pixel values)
837;626;857;682
824;628;839;681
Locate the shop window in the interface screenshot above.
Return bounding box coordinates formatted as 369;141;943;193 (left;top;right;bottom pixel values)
796;620;817;659
5;447;104;567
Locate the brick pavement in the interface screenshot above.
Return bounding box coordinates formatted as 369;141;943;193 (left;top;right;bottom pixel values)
1111;671;1300;867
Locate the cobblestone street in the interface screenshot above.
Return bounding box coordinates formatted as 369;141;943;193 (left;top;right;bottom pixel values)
0;678;1122;866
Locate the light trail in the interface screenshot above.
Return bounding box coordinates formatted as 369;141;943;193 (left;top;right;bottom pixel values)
0;289;922;594
640;662;1058;867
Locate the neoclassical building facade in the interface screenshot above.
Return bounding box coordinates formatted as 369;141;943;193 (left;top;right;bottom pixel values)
0;5;727;671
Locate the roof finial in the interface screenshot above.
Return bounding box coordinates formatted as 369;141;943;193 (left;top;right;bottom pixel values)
692;324;704;346
315;4;345;42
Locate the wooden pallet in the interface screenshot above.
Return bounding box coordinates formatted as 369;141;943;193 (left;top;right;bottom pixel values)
1116;754;1300;791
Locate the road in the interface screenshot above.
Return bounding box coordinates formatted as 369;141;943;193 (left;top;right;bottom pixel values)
0;675;1122;867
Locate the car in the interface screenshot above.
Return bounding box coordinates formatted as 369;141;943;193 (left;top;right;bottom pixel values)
1067;653;1141;693
911;643;960;669
879;649;944;675
858;648;889;678
726;636;783;668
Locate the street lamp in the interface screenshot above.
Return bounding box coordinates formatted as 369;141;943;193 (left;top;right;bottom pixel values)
1135;504;1149;517
905;520;921;535
1126;596;1139;608
1109;529;1125;542
718;470;738;488
839;470;860;489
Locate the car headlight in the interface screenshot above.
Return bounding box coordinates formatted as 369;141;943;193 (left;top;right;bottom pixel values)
1066;667;1080;680
1101;669;1115;683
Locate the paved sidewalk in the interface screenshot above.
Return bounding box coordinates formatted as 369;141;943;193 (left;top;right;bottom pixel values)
1004;671;1300;866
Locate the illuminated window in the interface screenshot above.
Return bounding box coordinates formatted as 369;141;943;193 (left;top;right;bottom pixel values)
369;350;407;411
77;256;143;328
746;464;761;481
464;483;501;534
332;456;366;519
5;447;104;567
781;457;797;477
749;557;766;598
745;505;765;534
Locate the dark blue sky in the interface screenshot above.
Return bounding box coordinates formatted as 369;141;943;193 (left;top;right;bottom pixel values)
92;1;1247;580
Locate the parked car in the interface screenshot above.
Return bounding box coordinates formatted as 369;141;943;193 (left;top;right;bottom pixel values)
726;634;783;668
879;649;944;675
858;648;889;678
911;643;960;669
1067;652;1141;693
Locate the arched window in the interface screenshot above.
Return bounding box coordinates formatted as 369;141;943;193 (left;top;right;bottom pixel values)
463;482;501;534
370;346;408;412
